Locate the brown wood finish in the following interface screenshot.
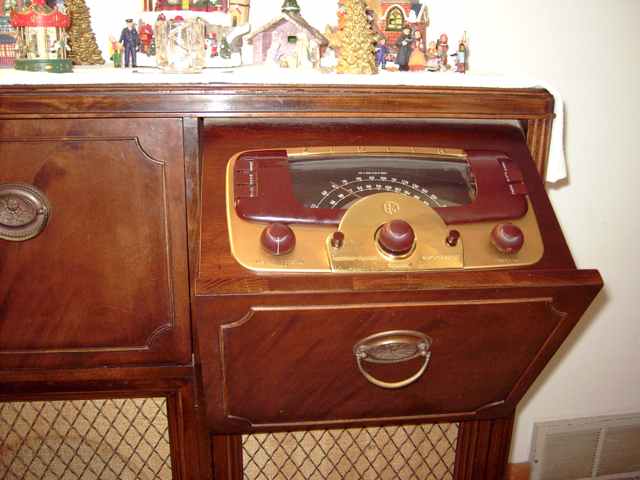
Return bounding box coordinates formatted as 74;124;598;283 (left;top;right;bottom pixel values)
506;463;531;480
0;84;601;480
455;416;515;480
0;118;191;369
211;435;244;480
0;84;554;119
196;274;601;433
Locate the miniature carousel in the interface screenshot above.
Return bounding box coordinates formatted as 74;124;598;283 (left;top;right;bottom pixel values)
10;0;71;73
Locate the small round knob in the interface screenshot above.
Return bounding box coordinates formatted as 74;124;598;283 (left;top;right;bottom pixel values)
331;231;345;249
261;223;296;256
491;223;524;254
378;219;415;256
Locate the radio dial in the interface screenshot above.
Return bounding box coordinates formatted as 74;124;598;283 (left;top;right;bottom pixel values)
491;223;524;254
378;220;415;256
261;223;296;256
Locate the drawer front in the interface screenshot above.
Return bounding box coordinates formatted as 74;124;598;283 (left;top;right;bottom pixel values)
217;298;561;428
0;119;191;369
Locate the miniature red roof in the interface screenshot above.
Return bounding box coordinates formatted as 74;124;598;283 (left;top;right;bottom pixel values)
10;2;70;29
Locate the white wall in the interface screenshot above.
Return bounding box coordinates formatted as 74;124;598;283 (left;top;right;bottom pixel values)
86;0;640;464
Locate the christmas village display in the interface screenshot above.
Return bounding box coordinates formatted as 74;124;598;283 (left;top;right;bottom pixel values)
9;0;72;72
3;0;469;74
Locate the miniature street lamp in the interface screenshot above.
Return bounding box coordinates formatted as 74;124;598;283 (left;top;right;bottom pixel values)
10;0;72;73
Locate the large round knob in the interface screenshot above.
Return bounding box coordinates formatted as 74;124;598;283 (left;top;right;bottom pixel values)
491;223;524;254
261;223;296;256
378;220;415;256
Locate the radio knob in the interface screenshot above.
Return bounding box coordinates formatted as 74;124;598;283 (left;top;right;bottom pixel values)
378;220;415;256
491;223;525;254
261;223;296;256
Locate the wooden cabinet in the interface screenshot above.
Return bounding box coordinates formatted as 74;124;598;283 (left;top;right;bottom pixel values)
0;118;191;369
0;84;602;480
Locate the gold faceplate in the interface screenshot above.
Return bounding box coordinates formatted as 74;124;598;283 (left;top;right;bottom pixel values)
226;148;544;274
327;193;463;272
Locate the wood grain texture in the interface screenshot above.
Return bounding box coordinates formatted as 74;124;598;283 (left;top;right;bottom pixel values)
455;415;514;480
197;274;602;433
0;84;554;119
220;299;561;427
0;118;191;369
506;463;530;480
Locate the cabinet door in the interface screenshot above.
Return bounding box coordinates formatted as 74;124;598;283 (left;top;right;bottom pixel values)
0;119;191;369
196;273;602;432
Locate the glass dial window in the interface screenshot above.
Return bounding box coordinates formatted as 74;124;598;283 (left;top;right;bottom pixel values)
288;154;476;210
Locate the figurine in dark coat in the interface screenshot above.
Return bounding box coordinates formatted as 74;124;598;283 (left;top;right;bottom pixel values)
375;38;389;69
395;27;413;72
119;19;140;68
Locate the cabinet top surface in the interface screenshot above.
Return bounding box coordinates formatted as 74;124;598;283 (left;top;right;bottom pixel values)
0;69;554;118
0;66;546;89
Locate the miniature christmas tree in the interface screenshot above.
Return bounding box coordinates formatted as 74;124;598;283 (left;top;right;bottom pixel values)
336;0;377;74
64;0;104;65
219;36;231;59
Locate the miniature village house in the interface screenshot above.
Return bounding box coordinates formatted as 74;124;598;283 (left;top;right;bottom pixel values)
246;0;328;68
369;0;428;44
144;0;225;12
0;15;16;68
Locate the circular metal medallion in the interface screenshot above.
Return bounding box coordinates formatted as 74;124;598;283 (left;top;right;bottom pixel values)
0;184;51;242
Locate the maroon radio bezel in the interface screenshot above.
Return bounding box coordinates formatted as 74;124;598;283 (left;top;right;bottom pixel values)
233;149;528;226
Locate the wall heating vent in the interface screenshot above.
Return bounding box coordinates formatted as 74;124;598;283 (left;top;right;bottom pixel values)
530;413;640;480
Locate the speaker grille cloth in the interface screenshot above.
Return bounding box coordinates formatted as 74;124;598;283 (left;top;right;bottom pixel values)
0;398;172;480
242;423;458;480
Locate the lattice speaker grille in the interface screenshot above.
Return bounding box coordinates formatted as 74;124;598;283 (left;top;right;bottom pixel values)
0;398;172;480
242;423;458;480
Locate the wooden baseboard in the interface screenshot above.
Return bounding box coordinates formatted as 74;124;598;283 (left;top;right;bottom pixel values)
506;463;530;480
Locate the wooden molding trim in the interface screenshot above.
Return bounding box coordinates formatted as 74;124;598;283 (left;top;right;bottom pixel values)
506;463;531;480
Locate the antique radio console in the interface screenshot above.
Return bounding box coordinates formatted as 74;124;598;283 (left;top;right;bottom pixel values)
0;83;602;480
227;145;542;273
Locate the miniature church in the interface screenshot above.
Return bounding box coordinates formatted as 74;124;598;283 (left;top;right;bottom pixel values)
246;0;328;68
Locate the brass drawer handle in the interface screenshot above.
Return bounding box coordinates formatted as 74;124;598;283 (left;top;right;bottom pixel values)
0;184;51;242
353;330;432;389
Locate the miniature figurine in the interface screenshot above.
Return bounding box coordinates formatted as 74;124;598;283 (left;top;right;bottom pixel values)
119;19;140;67
368;0;428;61
454;32;469;73
154;13;168;66
394;26;412;71
426;40;438;71
208;31;218;57
375;37;388;69
138;19;154;55
408;29;426;71
436;33;449;70
108;35;122;67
